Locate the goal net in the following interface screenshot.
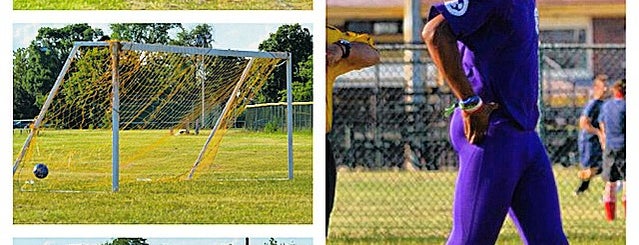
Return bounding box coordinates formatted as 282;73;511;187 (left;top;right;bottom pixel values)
13;41;294;192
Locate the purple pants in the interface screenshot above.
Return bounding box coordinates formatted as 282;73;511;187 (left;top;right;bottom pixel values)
447;111;568;245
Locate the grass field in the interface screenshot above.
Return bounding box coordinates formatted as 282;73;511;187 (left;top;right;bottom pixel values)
328;167;626;244
13;0;312;10
13;129;312;224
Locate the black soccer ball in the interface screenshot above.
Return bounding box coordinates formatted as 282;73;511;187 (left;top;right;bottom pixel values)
33;163;49;179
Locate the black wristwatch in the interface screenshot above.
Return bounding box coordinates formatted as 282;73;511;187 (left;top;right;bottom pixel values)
335;39;351;58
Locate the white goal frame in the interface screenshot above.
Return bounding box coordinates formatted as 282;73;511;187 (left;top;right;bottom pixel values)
13;41;295;192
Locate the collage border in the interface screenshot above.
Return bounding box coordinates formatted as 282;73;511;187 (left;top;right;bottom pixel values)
5;0;639;244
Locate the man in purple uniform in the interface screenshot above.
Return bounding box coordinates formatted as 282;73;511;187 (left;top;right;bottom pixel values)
422;0;569;243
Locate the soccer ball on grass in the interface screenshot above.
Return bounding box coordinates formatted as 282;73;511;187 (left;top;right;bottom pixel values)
33;163;49;179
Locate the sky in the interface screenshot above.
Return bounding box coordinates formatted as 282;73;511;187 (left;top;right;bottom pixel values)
13;23;313;51
13;238;313;245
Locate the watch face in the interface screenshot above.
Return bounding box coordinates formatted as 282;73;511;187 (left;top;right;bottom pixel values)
337;39;351;58
339;39;351;46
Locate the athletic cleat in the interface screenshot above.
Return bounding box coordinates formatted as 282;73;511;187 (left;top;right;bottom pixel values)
574;180;590;195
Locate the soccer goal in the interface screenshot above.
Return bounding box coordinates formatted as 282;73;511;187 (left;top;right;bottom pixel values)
13;41;294;192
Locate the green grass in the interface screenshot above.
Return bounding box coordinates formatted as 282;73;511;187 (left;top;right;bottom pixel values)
13;0;312;10
13;129;312;224
328;236;625;245
328;167;626;244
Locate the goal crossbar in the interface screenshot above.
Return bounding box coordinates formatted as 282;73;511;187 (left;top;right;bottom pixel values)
73;41;289;59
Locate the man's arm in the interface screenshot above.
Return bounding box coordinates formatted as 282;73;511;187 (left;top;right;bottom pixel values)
422;14;497;144
579;115;600;135
422;14;475;100
327;42;380;73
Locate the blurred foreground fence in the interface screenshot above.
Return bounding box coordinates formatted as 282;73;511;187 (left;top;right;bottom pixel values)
328;43;626;241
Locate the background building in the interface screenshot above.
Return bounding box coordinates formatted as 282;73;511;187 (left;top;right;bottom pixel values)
327;0;625;45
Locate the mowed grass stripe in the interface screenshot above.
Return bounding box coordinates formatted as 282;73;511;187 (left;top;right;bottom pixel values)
13;0;312;10
14;129;312;224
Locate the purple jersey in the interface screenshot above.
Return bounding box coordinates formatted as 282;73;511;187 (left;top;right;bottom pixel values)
430;0;540;131
599;98;626;150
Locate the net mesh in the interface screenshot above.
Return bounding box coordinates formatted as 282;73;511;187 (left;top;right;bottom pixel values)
14;41;285;192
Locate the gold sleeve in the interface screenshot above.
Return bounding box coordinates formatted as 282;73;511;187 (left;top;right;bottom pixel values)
326;25;375;47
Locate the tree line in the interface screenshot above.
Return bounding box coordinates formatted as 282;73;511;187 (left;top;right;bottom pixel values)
100;237;295;245
13;23;313;120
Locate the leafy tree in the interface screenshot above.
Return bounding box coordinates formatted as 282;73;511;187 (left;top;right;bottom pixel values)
263;237;295;245
171;24;215;47
110;23;182;44
265;237;279;245
102;238;149;245
13;47;43;119
35;23;104;62
57;46;112;128
13;24;103;120
258;24;313;103
279;55;313;102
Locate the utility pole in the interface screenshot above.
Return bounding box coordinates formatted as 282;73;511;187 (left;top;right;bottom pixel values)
403;0;424;104
403;0;425;169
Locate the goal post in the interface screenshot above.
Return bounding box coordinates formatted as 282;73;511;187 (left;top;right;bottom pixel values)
286;53;294;180
188;58;255;179
13;44;81;176
111;41;121;192
13;41;294;192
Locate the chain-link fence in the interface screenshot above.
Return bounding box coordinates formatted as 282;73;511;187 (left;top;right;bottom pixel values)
238;102;313;131
328;43;625;242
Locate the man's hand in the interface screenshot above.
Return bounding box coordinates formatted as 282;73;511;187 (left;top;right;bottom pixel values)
577;167;598;180
461;102;499;144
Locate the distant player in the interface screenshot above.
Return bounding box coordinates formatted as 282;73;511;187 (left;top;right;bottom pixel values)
575;74;608;195
326;25;380;236
598;79;626;221
422;0;568;243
